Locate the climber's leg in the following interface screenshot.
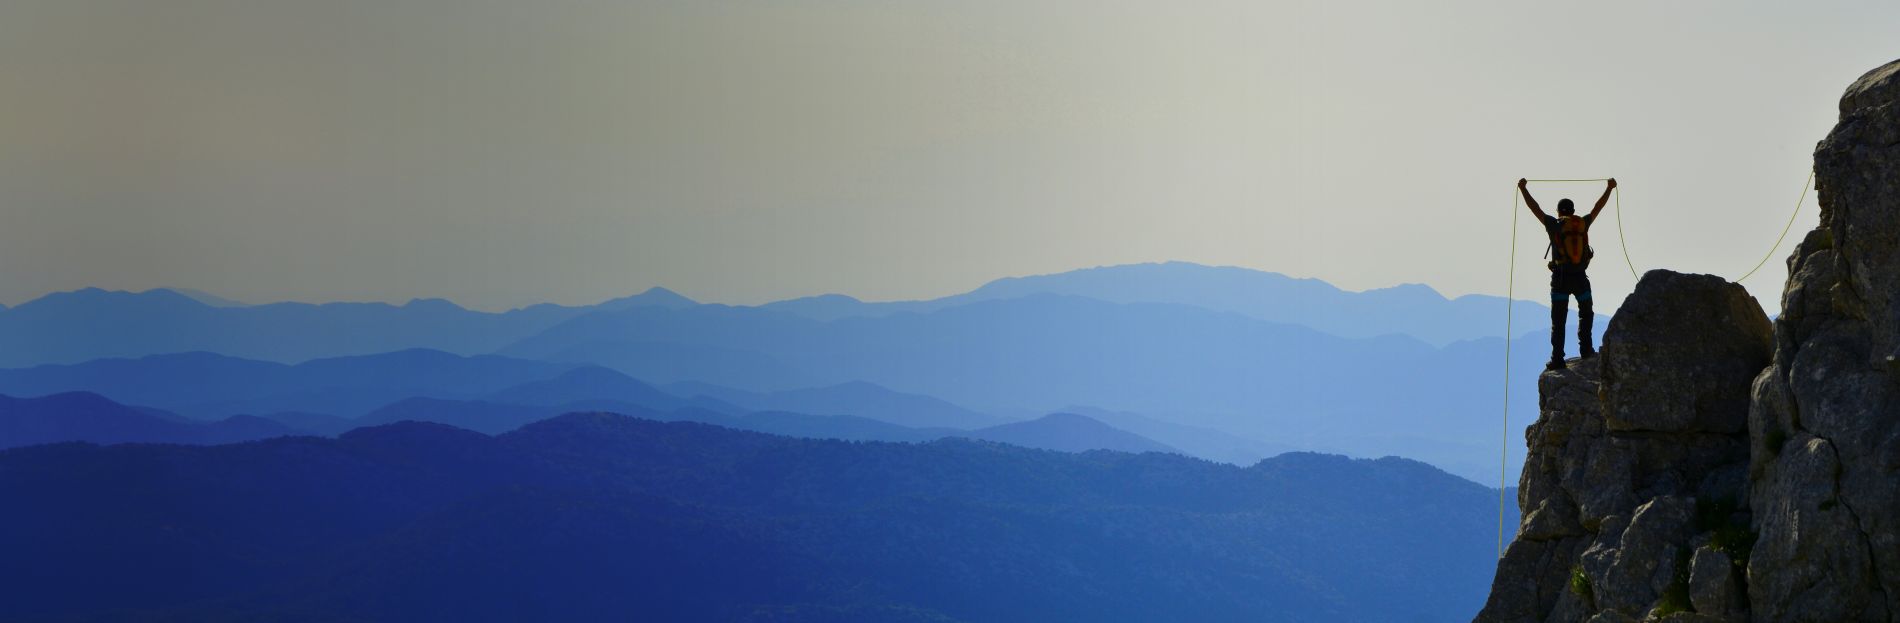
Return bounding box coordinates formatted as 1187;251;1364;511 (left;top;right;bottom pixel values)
1548;292;1569;370
1577;286;1596;358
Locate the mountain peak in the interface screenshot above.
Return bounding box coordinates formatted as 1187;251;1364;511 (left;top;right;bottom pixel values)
2;390;121;410
757;293;871;321
483;365;682;410
15;287;204;311
1360;282;1446;301
159;288;248;307
600;287;697;310
968;412;1177;455
338;419;498;453
401;297;466;311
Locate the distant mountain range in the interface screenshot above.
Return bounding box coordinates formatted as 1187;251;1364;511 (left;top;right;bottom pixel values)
0;412;1505;622
0;262;1598;482
0;309;1537;482
762;262;1603;346
1053;405;1308;465
0;392;303;449
0;349;577;418
0;349;987;426
667;380;1007;429
1;263;1602;367
965;411;1177;454
0;381;1191;461
500;293;1551;482
0;285;694;367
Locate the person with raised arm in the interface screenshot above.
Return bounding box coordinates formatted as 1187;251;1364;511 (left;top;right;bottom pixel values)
1520;178;1615;370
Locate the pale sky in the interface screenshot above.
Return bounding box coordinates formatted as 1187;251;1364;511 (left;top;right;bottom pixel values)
3;0;1895;311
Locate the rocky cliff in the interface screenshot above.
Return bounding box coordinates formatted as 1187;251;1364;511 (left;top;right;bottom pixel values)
1476;57;1900;623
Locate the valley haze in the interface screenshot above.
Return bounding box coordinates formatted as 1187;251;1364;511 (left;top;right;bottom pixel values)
0;262;1533;622
1;262;1605;483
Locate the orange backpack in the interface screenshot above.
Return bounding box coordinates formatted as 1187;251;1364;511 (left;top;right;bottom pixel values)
1549;215;1592;267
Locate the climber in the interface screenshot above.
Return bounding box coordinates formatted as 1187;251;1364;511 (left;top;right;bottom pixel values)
1519;178;1616;371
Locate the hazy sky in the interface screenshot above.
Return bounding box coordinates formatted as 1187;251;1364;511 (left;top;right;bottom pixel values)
3;0;1895;311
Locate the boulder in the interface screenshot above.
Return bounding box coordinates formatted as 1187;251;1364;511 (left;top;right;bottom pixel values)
1584;496;1695;616
1686;545;1741;618
1599;271;1772;434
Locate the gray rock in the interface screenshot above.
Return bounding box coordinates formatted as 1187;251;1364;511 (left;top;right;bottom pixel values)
1748;435;1885;621
1478;280;1757;622
1599;271;1772;434
1478;533;1594;623
1745;57;1900;622
1522;495;1586;541
1572;439;1636;529
1687;545;1741;617
1816;58;1900;367
1594;496;1696;616
1745;367;1795;483
1477;360;1613;623
1582;611;1637;623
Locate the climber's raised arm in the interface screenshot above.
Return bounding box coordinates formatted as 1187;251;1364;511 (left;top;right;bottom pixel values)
1587;178;1616;222
1519;178;1550;221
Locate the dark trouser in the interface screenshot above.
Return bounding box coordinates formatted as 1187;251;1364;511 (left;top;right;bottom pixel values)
1550;268;1593;361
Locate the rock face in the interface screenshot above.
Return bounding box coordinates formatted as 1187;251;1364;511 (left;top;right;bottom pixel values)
1476;271;1768;623
1600;273;1773;435
1747;57;1900;623
1477;57;1900;623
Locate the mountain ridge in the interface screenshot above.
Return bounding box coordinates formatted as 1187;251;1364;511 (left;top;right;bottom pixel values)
4;262;1601;368
3;386;1185;460
0;411;1504;621
0;391;308;449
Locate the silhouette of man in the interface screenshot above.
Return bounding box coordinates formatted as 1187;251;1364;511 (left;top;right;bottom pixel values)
1519;178;1615;371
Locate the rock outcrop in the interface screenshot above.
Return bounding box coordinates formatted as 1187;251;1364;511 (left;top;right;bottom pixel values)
1477;272;1769;623
1747;57;1900;622
1477;57;1900;623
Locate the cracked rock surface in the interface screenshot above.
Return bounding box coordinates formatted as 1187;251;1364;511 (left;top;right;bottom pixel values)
1746;56;1900;623
1475;272;1766;623
1477;57;1900;623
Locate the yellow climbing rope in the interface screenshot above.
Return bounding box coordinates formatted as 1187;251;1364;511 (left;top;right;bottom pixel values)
1497;173;1814;558
1614;183;1637;280
1736;170;1815;283
1500;178;1615;557
1501;186;1518;558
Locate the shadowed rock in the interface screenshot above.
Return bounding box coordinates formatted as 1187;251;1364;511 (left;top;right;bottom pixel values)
1746;56;1900;623
1476;271;1763;622
1600;272;1771;435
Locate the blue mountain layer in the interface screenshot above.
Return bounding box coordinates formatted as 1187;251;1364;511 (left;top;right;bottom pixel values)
0;412;1507;622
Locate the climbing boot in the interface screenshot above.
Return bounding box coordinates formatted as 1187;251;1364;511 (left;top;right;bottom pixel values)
1580;345;1597;359
1545;358;1566;372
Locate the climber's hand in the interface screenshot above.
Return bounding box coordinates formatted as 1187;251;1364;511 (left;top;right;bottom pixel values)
1607;178;1617;190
